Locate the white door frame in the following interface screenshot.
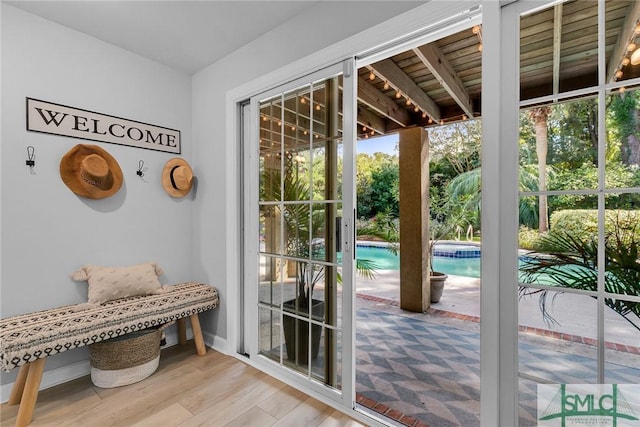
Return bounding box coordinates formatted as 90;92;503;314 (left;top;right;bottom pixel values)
224;1;531;424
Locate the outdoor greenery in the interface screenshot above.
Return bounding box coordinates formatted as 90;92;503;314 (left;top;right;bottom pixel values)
519;213;640;332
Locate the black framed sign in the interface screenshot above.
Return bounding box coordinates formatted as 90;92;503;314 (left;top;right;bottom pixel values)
26;98;181;154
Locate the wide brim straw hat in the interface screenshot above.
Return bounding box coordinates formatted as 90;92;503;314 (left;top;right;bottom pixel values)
162;158;193;198
60;144;123;199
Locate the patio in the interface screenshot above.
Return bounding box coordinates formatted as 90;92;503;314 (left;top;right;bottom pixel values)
354;270;640;426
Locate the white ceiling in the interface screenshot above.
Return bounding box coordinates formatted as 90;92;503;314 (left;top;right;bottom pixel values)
5;1;321;74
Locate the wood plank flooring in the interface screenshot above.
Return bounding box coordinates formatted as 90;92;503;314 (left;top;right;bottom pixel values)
0;342;367;427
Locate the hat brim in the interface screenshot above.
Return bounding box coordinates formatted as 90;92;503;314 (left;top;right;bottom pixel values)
59;144;123;199
162;158;193;198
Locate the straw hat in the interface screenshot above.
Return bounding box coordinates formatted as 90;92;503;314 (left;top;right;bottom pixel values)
162;158;193;198
59;144;123;199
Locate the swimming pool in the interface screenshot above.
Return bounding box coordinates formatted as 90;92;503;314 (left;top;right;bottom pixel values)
356;243;482;278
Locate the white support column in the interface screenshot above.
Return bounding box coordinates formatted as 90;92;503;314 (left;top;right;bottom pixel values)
481;2;520;426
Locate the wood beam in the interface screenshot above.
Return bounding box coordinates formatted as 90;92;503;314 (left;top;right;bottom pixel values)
357;106;386;136
413;44;473;118
606;1;640;83
369;59;441;122
357;77;411;127
552;3;563;95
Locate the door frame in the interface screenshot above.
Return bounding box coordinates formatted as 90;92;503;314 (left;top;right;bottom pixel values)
225;1;498;424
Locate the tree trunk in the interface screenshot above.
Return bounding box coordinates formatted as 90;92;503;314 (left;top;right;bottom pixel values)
529;107;551;233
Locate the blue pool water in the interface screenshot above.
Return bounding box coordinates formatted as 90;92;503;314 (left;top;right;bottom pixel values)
356;244;482;278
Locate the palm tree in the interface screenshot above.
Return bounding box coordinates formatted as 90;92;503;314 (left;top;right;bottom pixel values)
529;107;551;233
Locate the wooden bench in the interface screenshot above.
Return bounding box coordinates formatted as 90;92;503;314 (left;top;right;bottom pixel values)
0;282;219;427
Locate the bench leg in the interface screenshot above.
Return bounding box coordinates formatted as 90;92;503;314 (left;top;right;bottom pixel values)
177;318;187;345
189;314;206;356
14;358;46;427
8;364;30;405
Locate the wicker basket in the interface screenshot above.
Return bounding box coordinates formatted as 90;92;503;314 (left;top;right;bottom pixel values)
89;328;161;388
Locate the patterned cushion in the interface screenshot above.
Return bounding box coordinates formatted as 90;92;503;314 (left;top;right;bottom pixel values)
0;282;218;372
72;263;165;304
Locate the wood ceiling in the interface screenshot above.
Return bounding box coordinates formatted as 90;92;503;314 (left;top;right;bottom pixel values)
258;1;640;152
357;0;640;138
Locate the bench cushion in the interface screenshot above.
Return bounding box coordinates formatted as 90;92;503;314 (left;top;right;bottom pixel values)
0;282;218;372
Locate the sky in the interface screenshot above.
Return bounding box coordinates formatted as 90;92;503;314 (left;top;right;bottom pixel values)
356;133;398;155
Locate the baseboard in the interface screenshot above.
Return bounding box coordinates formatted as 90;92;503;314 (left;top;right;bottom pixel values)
1;328;225;404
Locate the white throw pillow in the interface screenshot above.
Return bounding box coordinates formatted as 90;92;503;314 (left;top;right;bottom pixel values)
71;263;165;304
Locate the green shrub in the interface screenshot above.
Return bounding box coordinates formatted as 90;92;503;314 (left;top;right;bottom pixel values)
518;226;544;250
549;209;640;243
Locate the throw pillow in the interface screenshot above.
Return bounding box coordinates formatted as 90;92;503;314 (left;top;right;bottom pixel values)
72;262;165;304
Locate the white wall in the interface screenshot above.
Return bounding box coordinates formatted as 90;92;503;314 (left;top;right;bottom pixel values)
191;1;425;346
1;4;192;387
0;0;425;395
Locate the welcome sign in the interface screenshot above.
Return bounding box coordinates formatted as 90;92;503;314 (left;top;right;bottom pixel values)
26;98;181;154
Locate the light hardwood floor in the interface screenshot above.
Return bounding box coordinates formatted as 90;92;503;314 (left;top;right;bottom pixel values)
0;342;367;427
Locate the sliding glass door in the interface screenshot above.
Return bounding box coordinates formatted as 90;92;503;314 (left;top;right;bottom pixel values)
244;60;356;403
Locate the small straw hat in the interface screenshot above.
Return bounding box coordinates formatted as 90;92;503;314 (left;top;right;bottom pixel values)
59;144;123;199
162;158;193;198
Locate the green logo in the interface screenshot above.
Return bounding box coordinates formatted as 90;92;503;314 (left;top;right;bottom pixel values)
538;384;640;426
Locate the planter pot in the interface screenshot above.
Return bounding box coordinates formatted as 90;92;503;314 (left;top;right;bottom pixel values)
282;298;324;364
430;271;448;303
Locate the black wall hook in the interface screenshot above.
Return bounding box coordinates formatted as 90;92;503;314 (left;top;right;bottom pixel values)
26;146;35;167
136;160;145;177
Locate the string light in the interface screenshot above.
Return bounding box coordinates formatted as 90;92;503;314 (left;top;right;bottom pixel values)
616;70;624;79
405;98;411;106
262;116;267;121
440;120;444;125
383;81;390;90
315;104;321;111
473;24;483;53
369;71;375;81
414;106;419;113
462;114;467;120
300;98;306;104
622;58;630;66
620;86;626;93
291;126;296;131
428;117;433;124
395;90;401;99
628;43;637;52
370;130;375;136
422;112;427;119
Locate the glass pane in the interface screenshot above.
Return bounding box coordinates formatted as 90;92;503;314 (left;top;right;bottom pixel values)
519;293;598;424
520;1;598;101
283;202;311;258
260;205;283;256
520;98;598;192
311;140;344;202
519;194;599;291
258;255;283;307
606;87;640;189
604;194;640;297
260;96;282;202
604;297;640;384
259;306;281;363
311;326;341;388
606;1;640;84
